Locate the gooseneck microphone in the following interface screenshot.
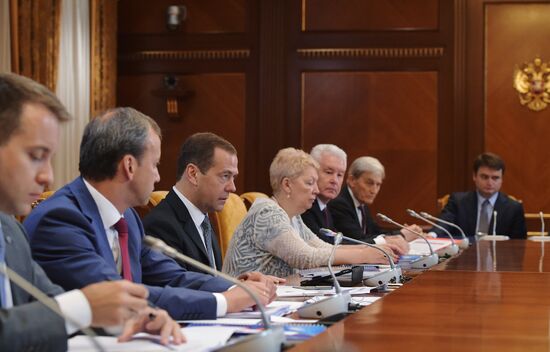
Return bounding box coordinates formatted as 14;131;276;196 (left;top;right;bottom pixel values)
478;210;509;241
529;211;550;242
376;213;439;269
419;212;470;248
296;232;351;319
406;209;459;256
318;228;402;288
0;265;105;351
144;235;285;352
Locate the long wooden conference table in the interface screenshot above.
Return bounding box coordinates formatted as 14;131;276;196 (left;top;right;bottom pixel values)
288;240;550;351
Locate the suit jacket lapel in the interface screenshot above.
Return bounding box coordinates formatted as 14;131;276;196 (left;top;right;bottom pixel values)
124;208;143;282
311;200;326;228
166;191;210;260
69;177;117;269
491;193;506;234
465;191;479;235
342;186;360;225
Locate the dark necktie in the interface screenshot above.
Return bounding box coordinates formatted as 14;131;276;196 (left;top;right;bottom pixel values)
478;199;490;234
359;205;368;235
0;224;8;308
114;218;133;281
200;216;216;269
322;207;332;228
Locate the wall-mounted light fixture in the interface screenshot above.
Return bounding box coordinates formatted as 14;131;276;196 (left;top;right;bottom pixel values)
166;5;187;31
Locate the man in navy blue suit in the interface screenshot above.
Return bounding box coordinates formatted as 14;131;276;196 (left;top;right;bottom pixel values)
24;107;275;321
432;152;526;239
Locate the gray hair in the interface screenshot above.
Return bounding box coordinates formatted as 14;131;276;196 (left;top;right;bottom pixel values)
349;156;385;179
79;107;161;181
269;147;319;193
310;144;347;166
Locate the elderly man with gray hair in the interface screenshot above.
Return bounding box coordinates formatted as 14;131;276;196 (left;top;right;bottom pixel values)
329;156;421;254
302;144;347;243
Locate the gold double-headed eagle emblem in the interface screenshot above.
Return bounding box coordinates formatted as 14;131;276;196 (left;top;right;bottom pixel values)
513;57;550;112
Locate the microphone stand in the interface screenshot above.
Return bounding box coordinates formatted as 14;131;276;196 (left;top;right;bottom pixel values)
419;212;470;248
377;213;439;269
0;265;105;352
529;211;550;242
144;236;284;352
406;209;459;256
297;232;351;319
318;228;402;290
478;211;509;241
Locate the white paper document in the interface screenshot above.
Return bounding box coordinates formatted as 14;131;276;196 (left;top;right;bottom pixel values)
408;238;453;255
225;300;304;318
68;326;238;352
276;285;373;297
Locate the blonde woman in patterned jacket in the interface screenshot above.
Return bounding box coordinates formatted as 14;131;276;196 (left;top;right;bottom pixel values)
223;147;400;278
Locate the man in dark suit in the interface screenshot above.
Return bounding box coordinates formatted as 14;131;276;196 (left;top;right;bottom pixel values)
24;108;275;321
329;156;420;254
143;133;235;272
301;144;347;243
433;152;526;239
0;73;182;350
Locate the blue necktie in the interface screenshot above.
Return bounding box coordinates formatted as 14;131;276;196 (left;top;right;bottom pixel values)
0;224;8;308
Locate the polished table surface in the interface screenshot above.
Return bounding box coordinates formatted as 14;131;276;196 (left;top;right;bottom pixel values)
288;241;550;351
434;239;550;272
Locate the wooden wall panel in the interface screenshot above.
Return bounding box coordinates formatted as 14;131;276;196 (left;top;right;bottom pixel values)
117;73;246;192
118;0;246;34
485;3;550;213
304;0;439;31
302;71;439;223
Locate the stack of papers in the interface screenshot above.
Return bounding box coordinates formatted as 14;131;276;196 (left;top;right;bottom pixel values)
276;285;372;297
225;300;304;318
69;326;238;352
408;238;454;255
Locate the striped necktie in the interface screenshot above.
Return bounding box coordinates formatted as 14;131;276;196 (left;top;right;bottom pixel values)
200;216;216;269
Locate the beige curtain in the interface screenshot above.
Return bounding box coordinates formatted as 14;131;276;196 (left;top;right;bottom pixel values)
0;0;10;72
52;0;90;190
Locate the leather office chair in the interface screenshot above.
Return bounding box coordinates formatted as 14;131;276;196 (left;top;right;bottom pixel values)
209;193;247;259
149;191;169;207
240;191;268;209
135;190;168;219
17;190;55;222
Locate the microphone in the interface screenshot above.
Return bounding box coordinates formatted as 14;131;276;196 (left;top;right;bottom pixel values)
529;211;550;242
419;212;469;248
0;264;105;351
318;228;402;289
376;213;439;269
478;210;509;241
406;209;459;256
296;232;351;319
143;235;285;352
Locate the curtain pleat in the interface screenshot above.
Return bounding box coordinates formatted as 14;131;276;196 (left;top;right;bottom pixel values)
90;0;117;117
11;0;61;91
